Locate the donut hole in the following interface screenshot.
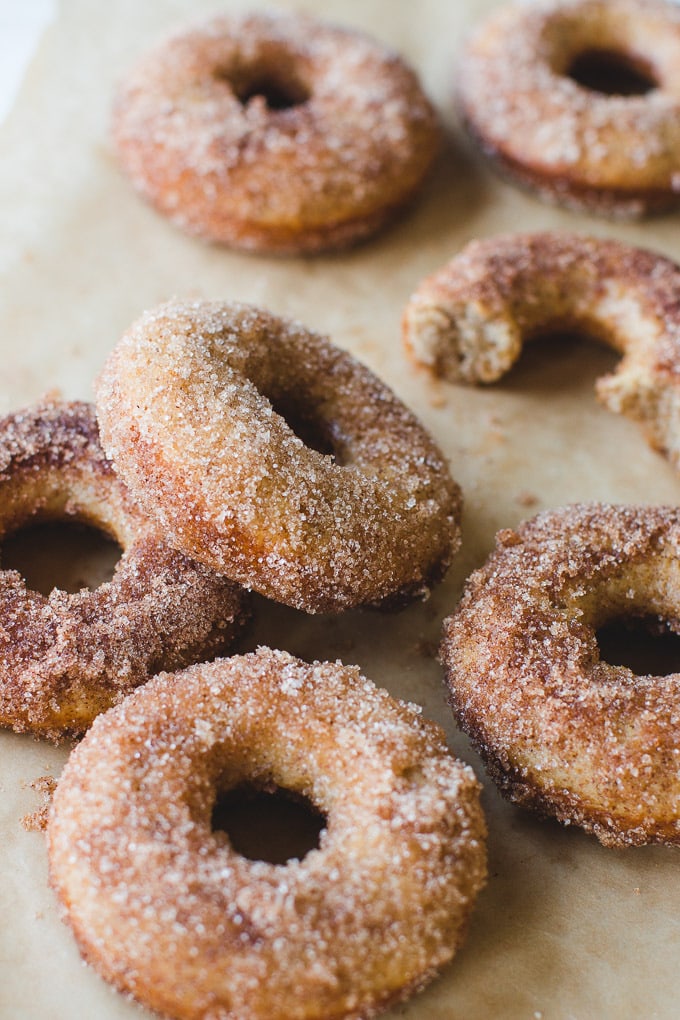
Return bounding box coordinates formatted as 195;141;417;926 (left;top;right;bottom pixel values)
566;49;658;96
267;395;339;460
227;67;311;111
507;328;619;392
1;520;121;596
212;782;326;864
596;615;680;675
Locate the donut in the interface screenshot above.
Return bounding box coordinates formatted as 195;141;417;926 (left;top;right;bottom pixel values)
403;232;680;471
111;11;440;254
95;300;462;615
0;399;248;739
458;0;680;217
47;647;487;1020
441;502;680;848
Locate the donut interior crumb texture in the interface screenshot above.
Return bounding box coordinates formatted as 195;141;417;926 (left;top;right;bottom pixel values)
403;232;680;472
458;0;680;217
95;300;462;614
442;502;680;848
112;11;441;253
0;399;249;740
47;648;487;1020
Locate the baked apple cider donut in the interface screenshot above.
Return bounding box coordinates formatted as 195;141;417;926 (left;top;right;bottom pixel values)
47;648;487;1020
442;503;680;848
0;399;248;739
403;232;680;471
112;11;440;254
459;0;680;217
96;300;462;614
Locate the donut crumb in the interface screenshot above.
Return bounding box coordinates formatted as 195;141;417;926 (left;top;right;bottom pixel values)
22;774;57;832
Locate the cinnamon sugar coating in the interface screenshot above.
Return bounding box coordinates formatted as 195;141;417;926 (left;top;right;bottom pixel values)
112;11;440;254
95;300;462;614
47;648;487;1020
403;232;680;471
442;503;680;848
0;400;249;740
459;0;680;217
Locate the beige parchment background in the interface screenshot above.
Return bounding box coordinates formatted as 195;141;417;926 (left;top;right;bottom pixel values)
1;1;679;1018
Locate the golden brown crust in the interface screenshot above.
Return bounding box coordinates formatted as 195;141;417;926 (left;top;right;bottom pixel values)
112;11;440;254
0;399;249;740
459;0;680;218
47;648;487;1020
403;231;680;471
441;502;680;847
95;300;462;614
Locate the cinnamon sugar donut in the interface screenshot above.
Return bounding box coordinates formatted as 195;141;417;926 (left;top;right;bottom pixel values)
403;232;680;471
459;0;680;217
112;11;440;254
95;300;462;614
47;648;487;1020
442;503;680;848
0;399;248;739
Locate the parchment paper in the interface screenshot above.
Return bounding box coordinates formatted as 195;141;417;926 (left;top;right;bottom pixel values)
1;2;679;1018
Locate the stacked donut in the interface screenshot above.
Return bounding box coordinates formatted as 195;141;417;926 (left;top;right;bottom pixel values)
9;296;482;1020
0;281;485;1020
0;13;494;1020
34;294;485;1020
94;300;462;615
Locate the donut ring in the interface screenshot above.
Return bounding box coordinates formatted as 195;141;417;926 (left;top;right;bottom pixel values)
112;11;440;254
0;399;248;739
459;0;680;218
403;232;680;471
442;503;680;848
47;647;487;1020
95;300;462;614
